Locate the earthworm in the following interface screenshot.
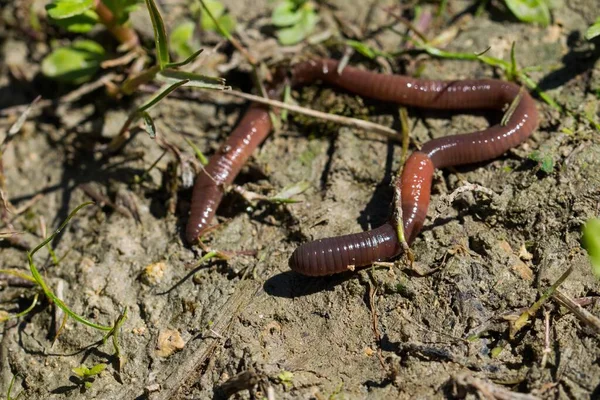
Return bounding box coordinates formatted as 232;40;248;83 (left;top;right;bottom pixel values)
186;59;538;276
288;59;538;276
186;105;272;243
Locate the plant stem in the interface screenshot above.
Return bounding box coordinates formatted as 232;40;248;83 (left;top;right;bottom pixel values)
95;0;140;47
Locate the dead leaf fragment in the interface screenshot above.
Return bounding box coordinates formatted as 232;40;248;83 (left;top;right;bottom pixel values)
497;240;533;281
155;329;185;357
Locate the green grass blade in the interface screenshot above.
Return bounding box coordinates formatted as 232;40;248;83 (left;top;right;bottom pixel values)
137;79;190;113
185;138;209;165
144;0;170;69
158;69;227;90
0;293;39;323
166;48;204;69
27;202;113;331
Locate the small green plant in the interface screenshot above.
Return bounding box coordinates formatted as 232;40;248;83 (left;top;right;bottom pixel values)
271;0;319;45
582;218;600;278
0;203;127;359
71;363;107;390
586;17;600;40
169;20;199;60
528;150;554;173
6;374;23;400
42;0;140;83
276;370;294;389
46;0;140;38
197;0;236;35
41;39;105;84
107;0;229;149
503;0;551;26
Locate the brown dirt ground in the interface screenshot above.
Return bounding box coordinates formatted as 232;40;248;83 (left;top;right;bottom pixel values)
1;0;600;399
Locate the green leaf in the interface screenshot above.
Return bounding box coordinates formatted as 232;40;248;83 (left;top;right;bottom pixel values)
157;68;227;91
103;0;141;24
185;138;209;165
504;0;551;26
145;0;170;69
49;9;99;33
272;1;302;27
346;40;377;59
87;363;107;376
28;202;114;332
166;48;204;69
200;0;225;31
216;13;236;35
136;79;190;114
583;218;600;278
169;21;197;61
140;111;156;138
72;366;89;377
275;2;318;45
585;18;600;40
200;0;236;36
46;0;93;19
528;150;554;173
41;40;105;84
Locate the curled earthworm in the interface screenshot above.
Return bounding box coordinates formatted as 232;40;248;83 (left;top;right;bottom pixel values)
288;59;538;276
186;59;538;277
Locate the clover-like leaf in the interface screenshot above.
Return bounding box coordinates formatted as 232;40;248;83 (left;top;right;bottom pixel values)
528;150;554;173
103;0;141;24
41;40;105;84
170;21;198;60
585;18;600;40
72;366;89;377
87;363;107;376
504;0;551;26
272;1;302;27
46;0;93;19
583;218;600;278
274;1;318;45
200;0;236;36
49;9;99;33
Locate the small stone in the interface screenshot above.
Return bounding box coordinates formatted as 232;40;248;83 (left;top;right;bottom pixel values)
141;262;167;286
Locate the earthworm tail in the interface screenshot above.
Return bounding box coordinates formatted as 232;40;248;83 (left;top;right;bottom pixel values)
186;106;272;244
288;59;538;276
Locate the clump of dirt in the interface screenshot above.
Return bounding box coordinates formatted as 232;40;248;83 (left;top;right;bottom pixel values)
1;0;600;399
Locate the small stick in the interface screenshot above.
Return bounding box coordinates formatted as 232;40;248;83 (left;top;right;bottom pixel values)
540;308;551;368
432;181;496;222
222;89;401;141
454;372;540;400
553;289;600;334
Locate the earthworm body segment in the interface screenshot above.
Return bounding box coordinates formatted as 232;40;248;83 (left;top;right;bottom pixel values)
186;59;539;276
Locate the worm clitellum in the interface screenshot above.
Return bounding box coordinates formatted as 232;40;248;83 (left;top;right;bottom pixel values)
186;59;539;277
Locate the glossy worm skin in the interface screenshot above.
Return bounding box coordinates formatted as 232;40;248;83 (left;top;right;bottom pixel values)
186;59;539;277
186;106;272;243
288;59;539;276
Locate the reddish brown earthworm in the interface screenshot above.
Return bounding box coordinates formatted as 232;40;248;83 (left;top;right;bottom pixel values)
185;105;272;243
288;59;538;275
186;59;539;277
